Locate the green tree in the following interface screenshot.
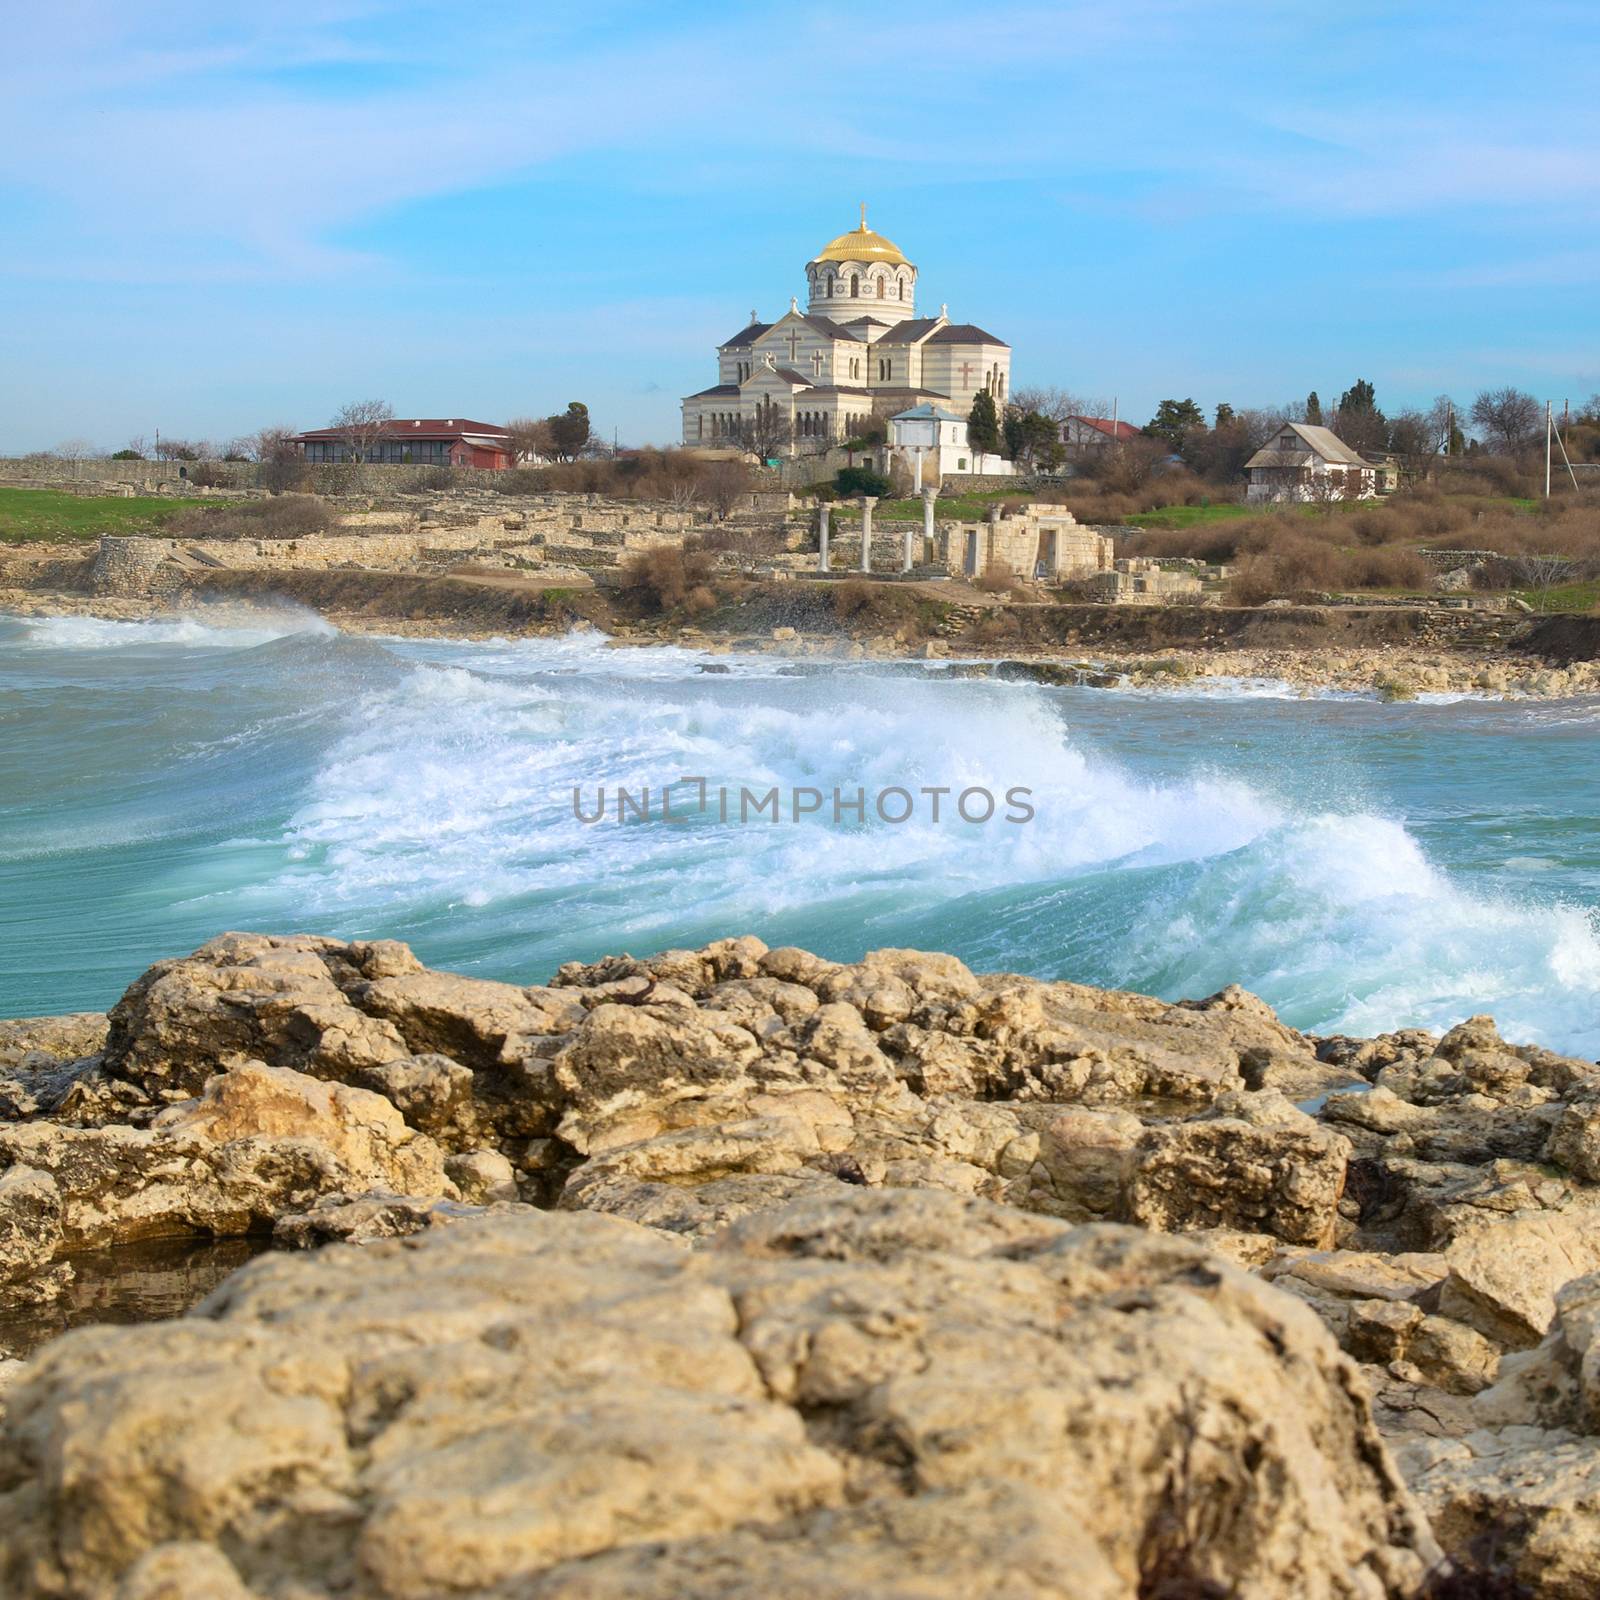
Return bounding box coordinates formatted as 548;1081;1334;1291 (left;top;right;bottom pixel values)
1305;391;1323;425
1213;402;1236;428
1333;379;1387;456
1144;398;1205;453
1002;406;1062;467
1338;379;1378;416
547;401;592;462
967;391;1002;457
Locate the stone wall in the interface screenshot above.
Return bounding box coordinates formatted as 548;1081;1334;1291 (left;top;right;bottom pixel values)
937;503;1113;582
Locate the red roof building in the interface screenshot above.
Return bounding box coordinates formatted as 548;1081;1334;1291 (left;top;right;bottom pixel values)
291;418;513;469
1060;416;1141;450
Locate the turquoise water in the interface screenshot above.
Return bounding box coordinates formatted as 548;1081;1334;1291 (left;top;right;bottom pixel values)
2;607;1597;1057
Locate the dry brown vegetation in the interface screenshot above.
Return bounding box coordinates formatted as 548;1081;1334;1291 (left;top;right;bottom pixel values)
1120;487;1600;605
491;450;753;510
167;495;334;541
616;541;717;615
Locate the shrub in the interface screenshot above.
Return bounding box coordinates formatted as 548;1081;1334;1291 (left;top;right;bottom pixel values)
169;494;332;540
974;563;1023;596
186;462;229;489
616;542;716;613
403;466;456;492
1343;546;1431;590
835;466;892;498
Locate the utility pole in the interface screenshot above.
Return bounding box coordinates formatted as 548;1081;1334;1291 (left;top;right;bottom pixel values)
1546;401;1553;500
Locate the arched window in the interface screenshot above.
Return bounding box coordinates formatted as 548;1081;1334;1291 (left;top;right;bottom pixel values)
877;277;885;298
827;275;834;297
850;276;859;298
898;279;905;301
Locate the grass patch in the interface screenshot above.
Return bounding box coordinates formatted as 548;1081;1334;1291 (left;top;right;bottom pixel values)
829;490;1016;521
1126;502;1256;529
0;487;189;543
1514;581;1600;613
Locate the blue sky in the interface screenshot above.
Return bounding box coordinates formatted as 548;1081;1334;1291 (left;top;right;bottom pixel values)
2;0;1598;451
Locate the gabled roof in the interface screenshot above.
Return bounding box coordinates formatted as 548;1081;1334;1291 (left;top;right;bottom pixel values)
873;317;942;346
1065;415;1140;442
925;323;1008;347
741;365;814;388
892;403;965;422
1245;422;1371;470
798;312;861;341
292;418;506;442
720;321;772;349
686;384;740;399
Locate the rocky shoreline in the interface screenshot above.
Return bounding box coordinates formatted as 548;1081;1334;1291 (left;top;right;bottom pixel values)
6;586;1600;700
4;933;1600;1595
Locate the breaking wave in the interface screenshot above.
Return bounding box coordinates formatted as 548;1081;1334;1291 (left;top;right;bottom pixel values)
3;617;1597;1056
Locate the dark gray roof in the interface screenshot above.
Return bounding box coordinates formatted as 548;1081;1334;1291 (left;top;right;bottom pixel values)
771;367;814;386
720;321;771;349
801;384;950;400
872;317;942;345
811;313;867;341
926;323;1008;346
686;384;740;399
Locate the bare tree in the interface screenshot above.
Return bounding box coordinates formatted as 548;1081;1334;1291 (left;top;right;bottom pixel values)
53;438;99;464
330;399;395;464
1388;409;1442;485
1471;387;1542;455
736;402;794;461
1509;552;1575;608
698;460;752;519
254;425;308;495
505;416;554;464
1009;386;1075;424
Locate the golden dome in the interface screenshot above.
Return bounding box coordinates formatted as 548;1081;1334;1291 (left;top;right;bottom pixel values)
812;205;909;268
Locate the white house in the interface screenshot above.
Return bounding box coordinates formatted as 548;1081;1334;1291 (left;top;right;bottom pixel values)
889;403;1014;485
1059;415;1141;453
1245;422;1378;503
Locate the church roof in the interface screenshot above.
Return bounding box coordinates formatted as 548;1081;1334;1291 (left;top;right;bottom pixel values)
812;206;909;268
747;367;815;388
719;321;772;349
925;323;1008;347
685;384;740;399
873;318;942;345
799;312;862;341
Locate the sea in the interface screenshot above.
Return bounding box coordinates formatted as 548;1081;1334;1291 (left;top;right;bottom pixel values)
2;606;1597;1059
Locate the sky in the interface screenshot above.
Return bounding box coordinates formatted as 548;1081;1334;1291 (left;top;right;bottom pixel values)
2;0;1598;452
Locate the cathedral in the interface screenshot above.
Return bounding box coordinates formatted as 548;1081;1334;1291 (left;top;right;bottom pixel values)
681;209;1011;455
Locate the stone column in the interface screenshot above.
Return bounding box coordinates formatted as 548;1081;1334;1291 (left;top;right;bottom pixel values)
818;504;831;573
860;496;876;574
919;487;937;572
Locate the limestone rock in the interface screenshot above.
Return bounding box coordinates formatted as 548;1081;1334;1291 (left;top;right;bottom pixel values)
0;1061;450;1265
1126;1093;1351;1247
0;1191;1438;1599
1438;1209;1600;1347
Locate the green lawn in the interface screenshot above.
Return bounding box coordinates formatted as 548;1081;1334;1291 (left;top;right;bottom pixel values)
0;487;190;543
828;490;1017;521
1514;581;1600;613
1124;502;1254;529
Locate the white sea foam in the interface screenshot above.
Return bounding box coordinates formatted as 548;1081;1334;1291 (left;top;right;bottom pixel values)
248;647;1600;1056
11;607;336;650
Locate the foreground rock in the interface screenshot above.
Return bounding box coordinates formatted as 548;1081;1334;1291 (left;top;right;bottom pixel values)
0;1189;1438;1599
5;931;1600;1588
